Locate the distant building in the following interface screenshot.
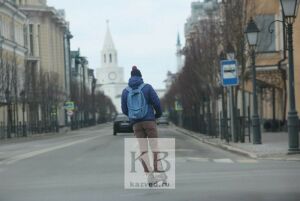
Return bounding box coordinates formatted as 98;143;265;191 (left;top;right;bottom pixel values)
96;22;127;113
71;49;90;91
70;50;94;123
184;0;219;38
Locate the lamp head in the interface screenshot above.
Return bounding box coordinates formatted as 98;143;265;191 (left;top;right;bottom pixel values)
280;0;299;21
245;18;260;47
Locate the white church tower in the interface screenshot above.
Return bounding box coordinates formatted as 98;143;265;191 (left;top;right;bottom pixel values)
96;21;127;113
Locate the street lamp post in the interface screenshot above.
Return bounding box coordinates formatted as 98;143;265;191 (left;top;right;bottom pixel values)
245;18;262;144
280;0;300;152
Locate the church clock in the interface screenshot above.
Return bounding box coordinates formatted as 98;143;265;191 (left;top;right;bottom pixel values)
108;72;117;81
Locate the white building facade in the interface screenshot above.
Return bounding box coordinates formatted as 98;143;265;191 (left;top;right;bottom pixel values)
96;23;126;113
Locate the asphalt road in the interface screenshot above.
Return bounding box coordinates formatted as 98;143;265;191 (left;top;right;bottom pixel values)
0;123;299;201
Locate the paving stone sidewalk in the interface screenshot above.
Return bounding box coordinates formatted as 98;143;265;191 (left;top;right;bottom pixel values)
175;126;300;161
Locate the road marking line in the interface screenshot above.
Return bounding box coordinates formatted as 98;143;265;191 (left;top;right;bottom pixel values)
186;157;209;162
213;158;234;163
2;136;100;165
176;149;195;152
236;159;258;163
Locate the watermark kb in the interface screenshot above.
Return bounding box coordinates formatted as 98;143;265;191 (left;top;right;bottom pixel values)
124;138;175;189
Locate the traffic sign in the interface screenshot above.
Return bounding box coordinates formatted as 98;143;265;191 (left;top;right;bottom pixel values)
221;60;239;86
175;101;183;111
64;101;75;111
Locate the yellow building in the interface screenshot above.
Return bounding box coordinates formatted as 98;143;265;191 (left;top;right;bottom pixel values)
294;10;300;117
0;0;27;135
244;0;300;129
17;0;70;126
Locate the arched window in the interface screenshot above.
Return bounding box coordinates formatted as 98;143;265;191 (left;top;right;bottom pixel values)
109;54;112;63
104;54;106;63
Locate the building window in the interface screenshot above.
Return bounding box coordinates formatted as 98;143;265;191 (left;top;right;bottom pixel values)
255;15;276;52
29;24;34;56
104;54;106;63
109;54;112;63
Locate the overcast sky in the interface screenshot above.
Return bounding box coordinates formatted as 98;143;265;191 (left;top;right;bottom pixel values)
47;0;193;89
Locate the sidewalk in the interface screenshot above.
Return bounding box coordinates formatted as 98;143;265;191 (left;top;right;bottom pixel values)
175;126;300;161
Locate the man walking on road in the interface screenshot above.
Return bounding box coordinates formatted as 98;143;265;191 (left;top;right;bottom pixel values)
121;66;166;185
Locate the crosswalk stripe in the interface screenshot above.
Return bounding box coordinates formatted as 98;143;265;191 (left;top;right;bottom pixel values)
236;159;258;163
178;157;259;164
213;158;234;163
186;157;209;162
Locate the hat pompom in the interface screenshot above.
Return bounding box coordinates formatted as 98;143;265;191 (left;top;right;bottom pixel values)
131;65;142;77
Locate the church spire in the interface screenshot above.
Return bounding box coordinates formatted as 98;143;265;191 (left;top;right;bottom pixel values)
101;20;118;68
102;20;116;51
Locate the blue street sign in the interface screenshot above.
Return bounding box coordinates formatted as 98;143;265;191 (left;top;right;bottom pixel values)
221;60;239;86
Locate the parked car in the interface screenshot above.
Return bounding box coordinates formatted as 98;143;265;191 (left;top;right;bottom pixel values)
113;114;133;135
157;116;169;125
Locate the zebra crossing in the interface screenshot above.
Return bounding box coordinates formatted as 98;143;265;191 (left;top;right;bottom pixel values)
181;157;258;164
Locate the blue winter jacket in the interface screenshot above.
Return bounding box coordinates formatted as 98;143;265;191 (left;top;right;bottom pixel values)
121;76;162;124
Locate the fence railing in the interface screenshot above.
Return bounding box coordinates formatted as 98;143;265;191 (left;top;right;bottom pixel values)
0;121;59;139
174;112;297;143
0;118;99;140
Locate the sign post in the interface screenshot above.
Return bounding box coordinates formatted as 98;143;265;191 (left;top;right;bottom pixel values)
221;60;239;142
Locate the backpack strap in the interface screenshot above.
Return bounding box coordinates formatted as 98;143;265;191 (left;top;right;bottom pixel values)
138;83;146;91
126;86;132;92
126;84;147;92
